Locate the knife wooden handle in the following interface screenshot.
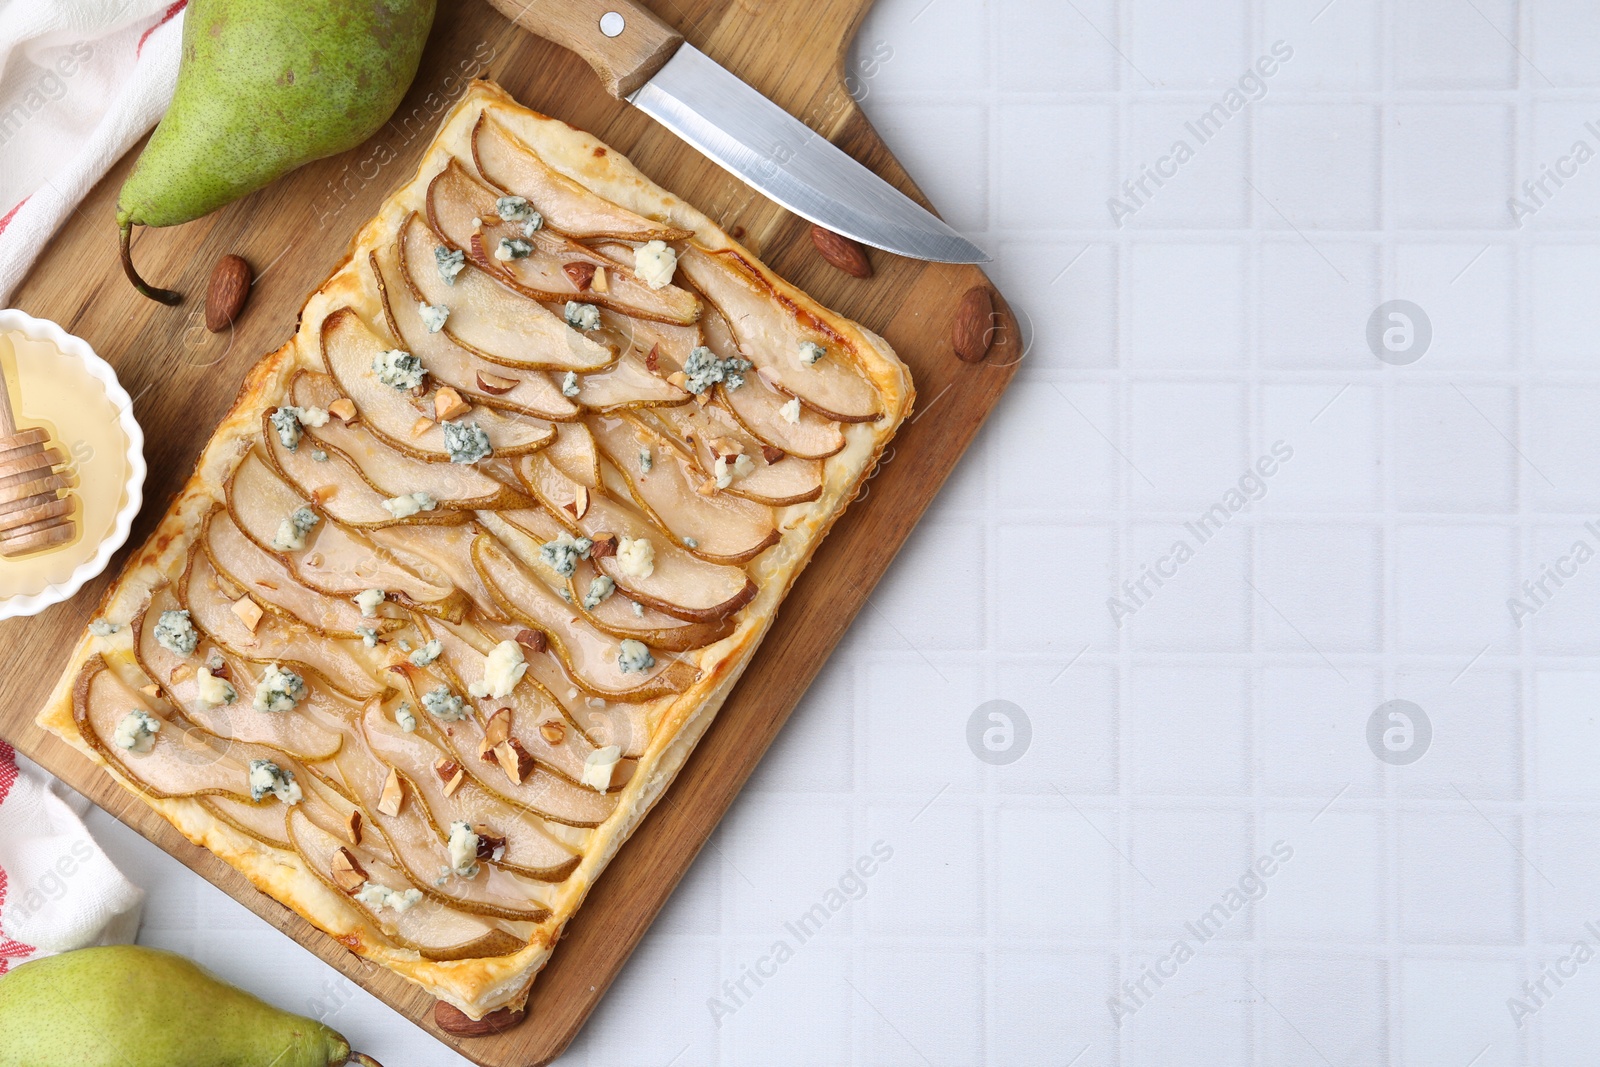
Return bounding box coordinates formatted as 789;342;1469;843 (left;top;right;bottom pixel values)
484;0;683;98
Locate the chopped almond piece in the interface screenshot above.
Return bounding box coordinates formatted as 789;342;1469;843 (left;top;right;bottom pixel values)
330;847;368;894
411;415;434;437
591;266;609;293
476;370;518;395
644;345;660;374
434;387;471;421
377;767;405;816
345;809;363;846
565;484;590;520
304;552;323;568
435;756;465;797
170;663;194;683
761;444;786;464
231;596;264;631
539;719;566;745
514;628;548;654
470;232;490;266
483;706;513;749
697;478;717;497
474;826;507;860
564;262;597;291
139;682;161;699
666;371;687;388
312;485;337;504
493;738;535;784
328;397;358;424
589;533;618;559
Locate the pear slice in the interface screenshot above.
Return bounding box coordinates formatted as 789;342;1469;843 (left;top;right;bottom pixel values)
366;521;507;622
320;306;555;462
677;245;880;422
359;704;581;881
470;532;696;702
566;558;735;654
369;245;580;421
540;421;601;490
262;409;464;530
562;344;691;412
397;212;614;373
133;588;346;761
74;656;274;802
427;159;701;326
183;548;384;701
199;795;294;849
648;402;823;507
226;450;470;621
471;112;694;243
592;414;778;565
203;508;401;639
330;743;552;922
510;453;757;622
290;372;526;512
287;808;529;961
707;299;844;458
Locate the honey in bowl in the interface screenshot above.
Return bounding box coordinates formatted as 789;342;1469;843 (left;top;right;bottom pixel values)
0;330;129;598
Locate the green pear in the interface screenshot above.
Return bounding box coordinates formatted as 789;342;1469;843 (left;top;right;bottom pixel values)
0;945;382;1067
117;0;436;304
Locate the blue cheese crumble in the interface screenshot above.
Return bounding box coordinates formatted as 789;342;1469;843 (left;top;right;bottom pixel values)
560;371;580;398
446;821;480;877
779;396;802;424
382;491;437;519
253;664;307;714
617;639;655;674
638;446;653;473
631;600;645;618
583;575;615;609
494;237;533;261
356;626;378;648
539;532;593;578
89;619;119;637
799;341;827;366
269;405;330;452
564;301;601;331
683;345;752;394
354;882;422;913
354;589;385;618
495;195;537;224
154;609;198;656
442;420;491;464
417;302;450;333
272;506;319;551
113;709;161;753
195;668;237;708
633;240;678;290
247;759;302;804
372;348;426;391
394;702;418;732
434;245;465;286
422;685;467;722
311;449;328;462
410;639;443;667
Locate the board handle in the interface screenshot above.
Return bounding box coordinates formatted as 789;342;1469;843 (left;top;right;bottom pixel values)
483;0;683;98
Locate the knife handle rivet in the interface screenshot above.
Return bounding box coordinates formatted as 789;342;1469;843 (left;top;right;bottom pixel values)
599;11;626;37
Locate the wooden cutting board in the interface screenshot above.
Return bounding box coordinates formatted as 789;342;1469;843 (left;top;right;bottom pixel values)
0;1;1021;1062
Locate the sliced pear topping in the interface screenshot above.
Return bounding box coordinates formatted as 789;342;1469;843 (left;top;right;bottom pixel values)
367;522;507;622
290;372;525;511
539;420;602;490
321;306;554;463
470;533;696;702
563;346;690;412
133;588;346;761
331;745;551;922
183;548;383;700
649;402;823;507
206;509;397;639
592;414;777;565
200;795;293;849
677;245;880;422
359;705;580;881
511;453;757;622
428;160;701;325
397;212;614;373
471;112;693;242
566;557;735;654
708;304;844;458
261;409;415;529
287;808;527;960
369;245;580;421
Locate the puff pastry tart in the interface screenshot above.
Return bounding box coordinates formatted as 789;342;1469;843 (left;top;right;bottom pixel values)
35;81;912;1019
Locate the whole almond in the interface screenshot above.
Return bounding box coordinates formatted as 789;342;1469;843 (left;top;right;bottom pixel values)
205;254;252;332
952;285;996;363
433;1001;525;1037
810;225;872;279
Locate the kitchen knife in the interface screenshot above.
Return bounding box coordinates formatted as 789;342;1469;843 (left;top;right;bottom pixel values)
483;0;990;263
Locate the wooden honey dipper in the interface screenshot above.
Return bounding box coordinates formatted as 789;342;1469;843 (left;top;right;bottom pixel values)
0;335;76;556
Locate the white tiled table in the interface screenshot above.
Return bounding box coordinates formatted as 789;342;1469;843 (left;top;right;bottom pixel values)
82;0;1600;1063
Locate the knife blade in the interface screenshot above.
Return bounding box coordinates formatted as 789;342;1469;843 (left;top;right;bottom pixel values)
483;0;990;263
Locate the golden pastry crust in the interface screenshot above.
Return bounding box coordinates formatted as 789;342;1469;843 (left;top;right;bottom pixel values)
36;80;910;1018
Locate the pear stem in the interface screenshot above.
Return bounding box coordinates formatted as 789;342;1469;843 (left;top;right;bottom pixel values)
118;219;183;305
347;1054;385;1067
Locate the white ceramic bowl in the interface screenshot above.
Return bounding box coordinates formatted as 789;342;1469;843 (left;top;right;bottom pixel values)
0;310;145;620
